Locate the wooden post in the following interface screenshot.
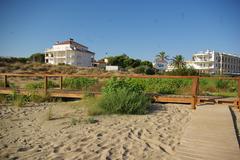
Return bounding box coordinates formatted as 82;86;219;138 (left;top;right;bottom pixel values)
238;79;240;111
60;76;63;90
44;76;48;95
191;77;199;109
4;75;8;88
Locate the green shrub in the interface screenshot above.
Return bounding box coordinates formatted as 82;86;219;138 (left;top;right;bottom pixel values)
99;88;150;114
71;118;80;125
85;117;98;124
198;78;237;96
0;94;8;104
88;104;106;115
216;79;228;90
132;65;155;75
145;67;155;75
103;77;144;94
26;80;59;90
63;78;97;90
133;66;146;74
47;107;54;120
200;79;208;86
28;92;50;103
125;78;191;94
11;91;27;107
0;80;4;87
0;80;15;88
166;67;198;76
82;97;106;115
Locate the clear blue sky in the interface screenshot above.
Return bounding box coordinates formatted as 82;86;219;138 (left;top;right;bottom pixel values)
0;0;239;61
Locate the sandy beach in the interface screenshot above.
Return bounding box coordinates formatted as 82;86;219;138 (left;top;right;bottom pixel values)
0;102;191;160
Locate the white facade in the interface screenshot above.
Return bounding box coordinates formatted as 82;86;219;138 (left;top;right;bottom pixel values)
45;39;95;67
153;55;168;71
153;60;168;71
165;64;175;72
187;50;240;75
106;66;119;71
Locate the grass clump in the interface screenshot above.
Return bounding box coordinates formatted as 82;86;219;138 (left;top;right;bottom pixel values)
103;77;144;94
26;80;59;90
71;117;81;125
88;102;106;115
0;94;8;104
0;80;4;87
85;117;98;124
199;78;237;97
86;78;150;115
47;106;54;120
63;77;98;90
11;91;27;107
99;88;150;114
30;93;50;103
125;78;191;94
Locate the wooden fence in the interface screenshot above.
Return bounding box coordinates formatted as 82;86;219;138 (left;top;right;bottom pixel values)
0;73;240;110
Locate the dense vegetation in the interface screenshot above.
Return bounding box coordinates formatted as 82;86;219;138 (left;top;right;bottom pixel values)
0;90;51;107
105;53;200;76
105;54;156;75
0;53;45;64
0;76;238;111
106;54;153;68
95;78;150;115
26;80;59;90
165;67;198;76
126;78;191;94
63;78;98;90
199;78;237;97
0;52;201;76
98;88;150;114
0;56;29;64
29;53;45;63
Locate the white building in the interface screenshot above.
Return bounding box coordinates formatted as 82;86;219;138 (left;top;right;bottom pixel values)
153;55;168;71
106;66;119;71
187;50;240;75
45;38;95;67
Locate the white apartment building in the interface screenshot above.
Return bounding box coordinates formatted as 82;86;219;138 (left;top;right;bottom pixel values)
187;50;240;75
45;38;95;67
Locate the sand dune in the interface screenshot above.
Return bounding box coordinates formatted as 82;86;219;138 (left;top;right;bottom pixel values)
0;102;191;160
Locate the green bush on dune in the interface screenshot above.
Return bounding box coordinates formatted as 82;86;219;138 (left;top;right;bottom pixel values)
63;77;97;90
124;78;191;94
0;80;4;87
98;87;150;114
92;78;150;115
102;77;144;94
26;80;59;90
199;78;237;96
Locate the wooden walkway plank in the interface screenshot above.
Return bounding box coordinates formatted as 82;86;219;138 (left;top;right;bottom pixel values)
173;104;240;160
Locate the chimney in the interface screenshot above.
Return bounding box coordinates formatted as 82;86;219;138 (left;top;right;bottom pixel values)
69;38;74;42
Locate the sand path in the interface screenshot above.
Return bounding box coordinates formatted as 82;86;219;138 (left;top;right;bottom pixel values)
174;104;240;160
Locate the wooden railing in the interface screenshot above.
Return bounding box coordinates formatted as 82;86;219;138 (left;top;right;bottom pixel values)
0;73;240;110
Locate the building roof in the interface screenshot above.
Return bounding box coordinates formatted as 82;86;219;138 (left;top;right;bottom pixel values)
55;38;88;49
85;50;95;55
194;50;240;58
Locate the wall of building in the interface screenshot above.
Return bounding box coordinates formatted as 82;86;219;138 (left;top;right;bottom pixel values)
45;40;94;67
189;50;240;75
45;50;94;67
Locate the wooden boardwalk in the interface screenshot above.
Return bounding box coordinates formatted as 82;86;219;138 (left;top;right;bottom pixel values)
173;104;240;160
1;73;240;109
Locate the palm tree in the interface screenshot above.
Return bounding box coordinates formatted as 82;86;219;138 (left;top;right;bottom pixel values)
171;55;186;69
156;51;168;62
